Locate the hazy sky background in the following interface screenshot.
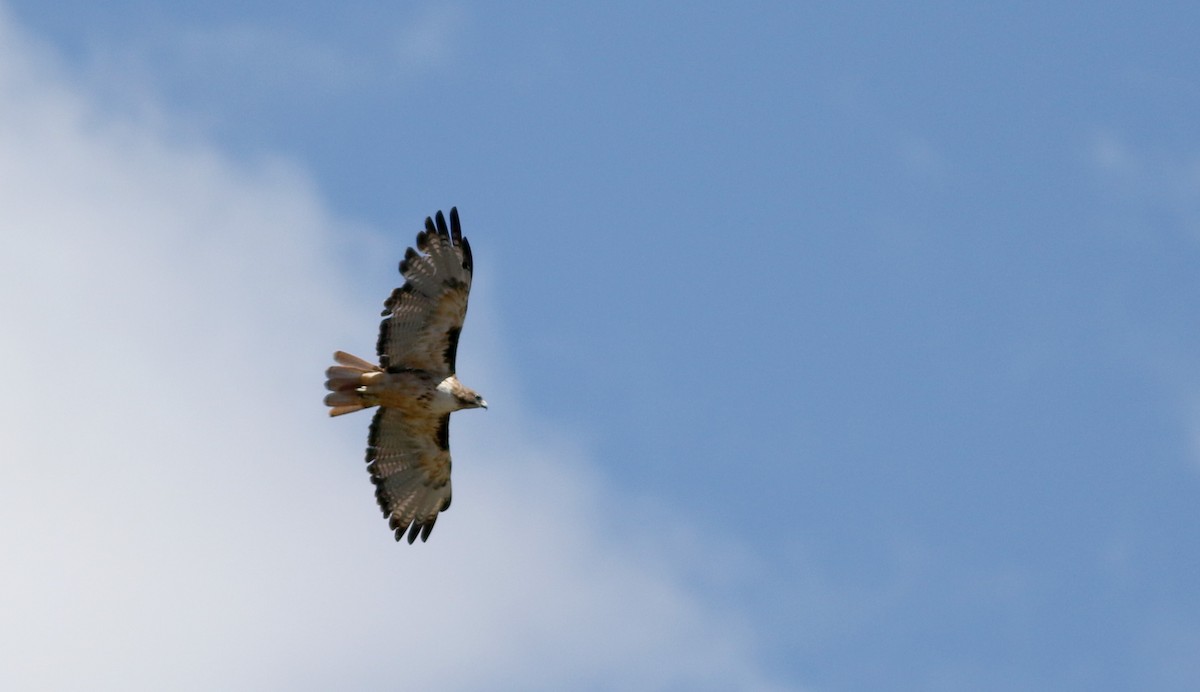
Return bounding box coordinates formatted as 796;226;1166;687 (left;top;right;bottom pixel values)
3;2;1200;690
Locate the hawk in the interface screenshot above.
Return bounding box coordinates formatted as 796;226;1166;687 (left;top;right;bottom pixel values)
324;207;486;543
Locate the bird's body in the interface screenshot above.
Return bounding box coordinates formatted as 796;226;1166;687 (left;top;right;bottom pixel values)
326;354;479;417
324;208;484;543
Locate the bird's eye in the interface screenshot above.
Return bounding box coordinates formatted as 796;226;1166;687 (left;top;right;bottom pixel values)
474;395;483;403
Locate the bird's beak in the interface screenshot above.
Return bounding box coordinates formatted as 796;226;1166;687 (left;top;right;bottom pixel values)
479;399;488;410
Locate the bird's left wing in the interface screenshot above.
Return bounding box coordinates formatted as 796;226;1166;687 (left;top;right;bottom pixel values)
365;407;453;543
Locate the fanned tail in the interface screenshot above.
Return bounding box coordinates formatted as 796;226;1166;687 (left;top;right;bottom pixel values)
324;351;382;416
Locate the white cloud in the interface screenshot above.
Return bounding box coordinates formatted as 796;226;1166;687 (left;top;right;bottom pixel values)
0;8;789;691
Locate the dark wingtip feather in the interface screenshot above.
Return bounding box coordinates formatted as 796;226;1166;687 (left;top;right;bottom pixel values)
460;236;473;274
449;207;462;244
399;247;419;276
418;219;433;251
406;522;422;544
434;210;449;238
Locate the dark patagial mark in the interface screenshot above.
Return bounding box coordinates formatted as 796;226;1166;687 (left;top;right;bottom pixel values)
435;415;450;451
444;326;461;372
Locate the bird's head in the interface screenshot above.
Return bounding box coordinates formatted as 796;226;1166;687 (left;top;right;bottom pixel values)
462;389;488;410
447;379;487;411
438;376;488;412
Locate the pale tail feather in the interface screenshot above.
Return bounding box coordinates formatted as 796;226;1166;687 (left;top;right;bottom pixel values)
326;365;366;391
324;351;381;416
334;350;378;370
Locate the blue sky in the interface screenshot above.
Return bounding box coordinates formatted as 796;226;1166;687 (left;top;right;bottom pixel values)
3;2;1200;690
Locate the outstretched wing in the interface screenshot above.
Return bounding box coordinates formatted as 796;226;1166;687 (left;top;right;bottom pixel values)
377;207;473;375
366;407;453;543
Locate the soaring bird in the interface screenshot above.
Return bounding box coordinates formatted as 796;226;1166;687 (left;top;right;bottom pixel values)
324;208;485;543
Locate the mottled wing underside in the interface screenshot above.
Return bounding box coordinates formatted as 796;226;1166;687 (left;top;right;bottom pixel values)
366;407;453;543
377;208;473;375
